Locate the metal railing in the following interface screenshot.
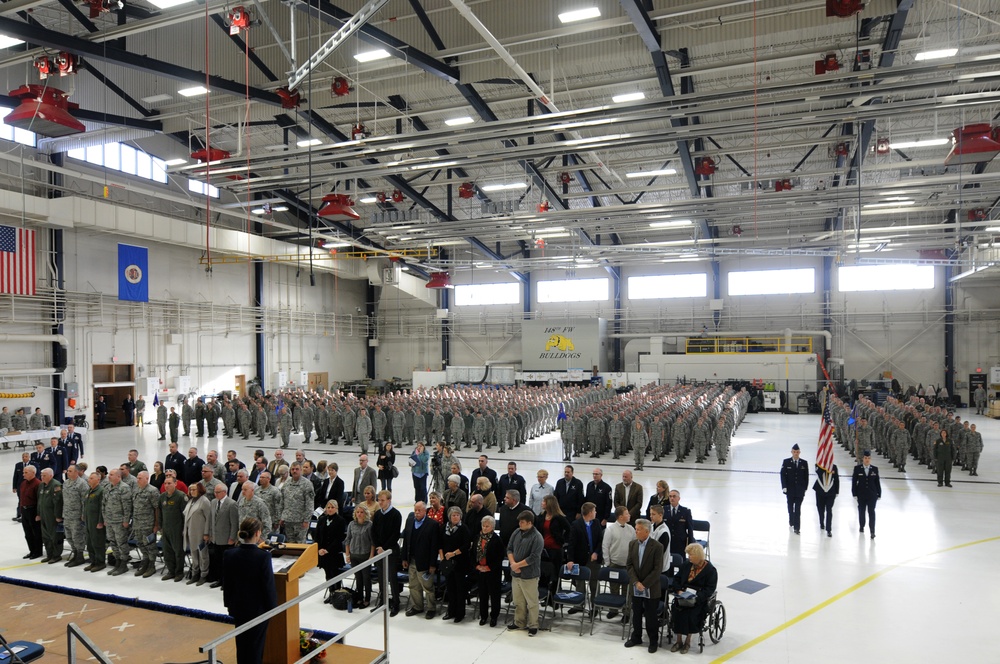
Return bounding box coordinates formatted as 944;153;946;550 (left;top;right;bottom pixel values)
67;622;113;664
199;549;392;664
684;336;814;354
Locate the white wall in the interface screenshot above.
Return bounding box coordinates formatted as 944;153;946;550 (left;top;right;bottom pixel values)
0;229;368;421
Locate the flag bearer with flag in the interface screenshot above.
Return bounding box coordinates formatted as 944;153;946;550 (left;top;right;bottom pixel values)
813;400;839;537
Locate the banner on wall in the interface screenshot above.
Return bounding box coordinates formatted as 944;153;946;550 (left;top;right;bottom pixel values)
118;243;148;302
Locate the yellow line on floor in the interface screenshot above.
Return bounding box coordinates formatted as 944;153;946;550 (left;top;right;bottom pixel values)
0;560;44;573
710;534;1000;663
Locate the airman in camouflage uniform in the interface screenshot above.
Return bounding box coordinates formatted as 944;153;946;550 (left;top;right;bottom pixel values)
588;413;605;458
279;406;292;449
238;403;251;440
650;415;666;461
181;399;194;436
102;469;133;576
222;400;236;438
391;406;406;446
156;403;168;440
451;410;466;450
62;465;89;567
237;481;271;526
608;413;625;459
631;420;648;471
131;470;160;578
280;463;315;543
372;405;387;444
343;406;357;446
256;472;283;533
300;402;314;444
561;415;576;462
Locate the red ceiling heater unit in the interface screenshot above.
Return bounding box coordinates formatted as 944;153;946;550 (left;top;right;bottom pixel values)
944;124;1000;166
318;194;360;221
4;85;85;137
425;272;453;289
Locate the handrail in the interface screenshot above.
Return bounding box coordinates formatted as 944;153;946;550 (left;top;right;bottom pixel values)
66;622;113;664
200;548;392;664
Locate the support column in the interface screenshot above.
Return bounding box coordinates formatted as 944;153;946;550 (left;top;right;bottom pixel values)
711;260;721;331
944;266;955;399
440;287;450;370
612;266;622;371
48;153;65;424
366;283;377;379
823;256;833;362
254;260;265;390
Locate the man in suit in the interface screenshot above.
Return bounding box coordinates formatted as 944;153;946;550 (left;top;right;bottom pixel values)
664;490;694;556
65;424;84;462
316;463;345;510
566;501;604;614
227;469;248;501
471;455;499;497
614;470;643;524
223;518;277;664
352;454;377;504
12;451;29;522
625;519;664;653
371;490;403;616
813;463;840;537
852;450;881;539
780;444;810;534
208;483;240;588
496;461;527;505
401;501;441;619
554;465;585;520
584;467;614;527
248;456;267;484
266;449;289;477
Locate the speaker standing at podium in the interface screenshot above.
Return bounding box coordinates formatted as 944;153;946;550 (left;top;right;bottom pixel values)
224;517;277;664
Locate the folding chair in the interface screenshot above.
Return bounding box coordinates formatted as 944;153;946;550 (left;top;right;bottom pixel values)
590;566;629;639
690;520;711;560
551;564;590;635
0;630;44;663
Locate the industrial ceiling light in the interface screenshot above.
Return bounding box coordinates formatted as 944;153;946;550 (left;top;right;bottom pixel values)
863;200;915;208
273;205;289;212
481;183;527;192
888;138;949;149
649;219;693;228
558;7;601;23
565;134;625;145
177;85;209;97
354;49;391;63
914;48;958;61
251;207;266;215
163;158;187;166
296;138;322;147
445;116;474;126
626;168;677;178
0;35;25;49
148;0;194;8
359;196;378;204
322;241;350;249
612;92;645;103
410;160;458;170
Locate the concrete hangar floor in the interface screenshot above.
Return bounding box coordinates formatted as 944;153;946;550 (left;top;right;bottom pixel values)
1;406;996;663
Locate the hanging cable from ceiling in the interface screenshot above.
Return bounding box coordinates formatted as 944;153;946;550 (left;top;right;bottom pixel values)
203;0;213;275
751;0;759;240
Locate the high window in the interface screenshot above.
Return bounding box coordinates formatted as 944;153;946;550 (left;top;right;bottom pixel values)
629;273;707;299
537;277;609;303
454;282;521;306
67;143;168;184
838;264;934;292
728;268;815;295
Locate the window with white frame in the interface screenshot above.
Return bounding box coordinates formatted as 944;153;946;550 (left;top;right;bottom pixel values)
629;273;708;299
188;178;220;198
537;277;609;303
67;142;168;184
838;264;934;292
454;282;521;306
0;106;37;147
728;268;815;295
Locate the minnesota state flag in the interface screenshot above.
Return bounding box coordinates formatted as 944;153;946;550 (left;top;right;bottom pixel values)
118;244;148;302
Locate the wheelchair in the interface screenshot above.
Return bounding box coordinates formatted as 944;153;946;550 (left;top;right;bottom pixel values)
662;591;727;653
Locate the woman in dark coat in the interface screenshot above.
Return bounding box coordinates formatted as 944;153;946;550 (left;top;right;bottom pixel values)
376;442;396;491
315;499;347;598
223;517;277;664
473;514;505;627
670;542;718;654
149;461;166;490
440;506;471;623
534;494;571;603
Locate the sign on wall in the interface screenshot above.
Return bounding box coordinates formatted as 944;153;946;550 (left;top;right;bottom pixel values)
521;318;608;371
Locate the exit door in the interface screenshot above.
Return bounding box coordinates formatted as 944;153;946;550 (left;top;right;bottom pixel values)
969;373;988;406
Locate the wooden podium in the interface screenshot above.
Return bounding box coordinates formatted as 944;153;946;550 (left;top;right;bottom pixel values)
264;542;318;664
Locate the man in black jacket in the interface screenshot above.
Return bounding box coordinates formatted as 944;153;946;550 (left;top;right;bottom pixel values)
780;444;810;534
401;501;441;619
584;467;614;527
371;490;403;616
554;465;585;521
164;442;185;478
495;462;526;506
498;490;527;547
566;501;604;613
182;447;205;487
470;455;499;497
851;451;881;539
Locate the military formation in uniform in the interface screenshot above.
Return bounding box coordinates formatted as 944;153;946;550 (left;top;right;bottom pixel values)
829;393;984;482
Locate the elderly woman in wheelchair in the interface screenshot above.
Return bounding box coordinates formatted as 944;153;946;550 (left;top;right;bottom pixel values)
670;543;719;653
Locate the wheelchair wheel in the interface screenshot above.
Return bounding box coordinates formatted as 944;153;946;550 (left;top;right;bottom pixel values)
709;602;726;643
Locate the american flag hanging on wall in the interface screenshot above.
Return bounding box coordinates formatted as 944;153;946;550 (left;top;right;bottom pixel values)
0;224;36;296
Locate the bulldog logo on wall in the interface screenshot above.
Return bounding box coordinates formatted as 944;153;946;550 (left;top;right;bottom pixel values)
540;327;582;359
